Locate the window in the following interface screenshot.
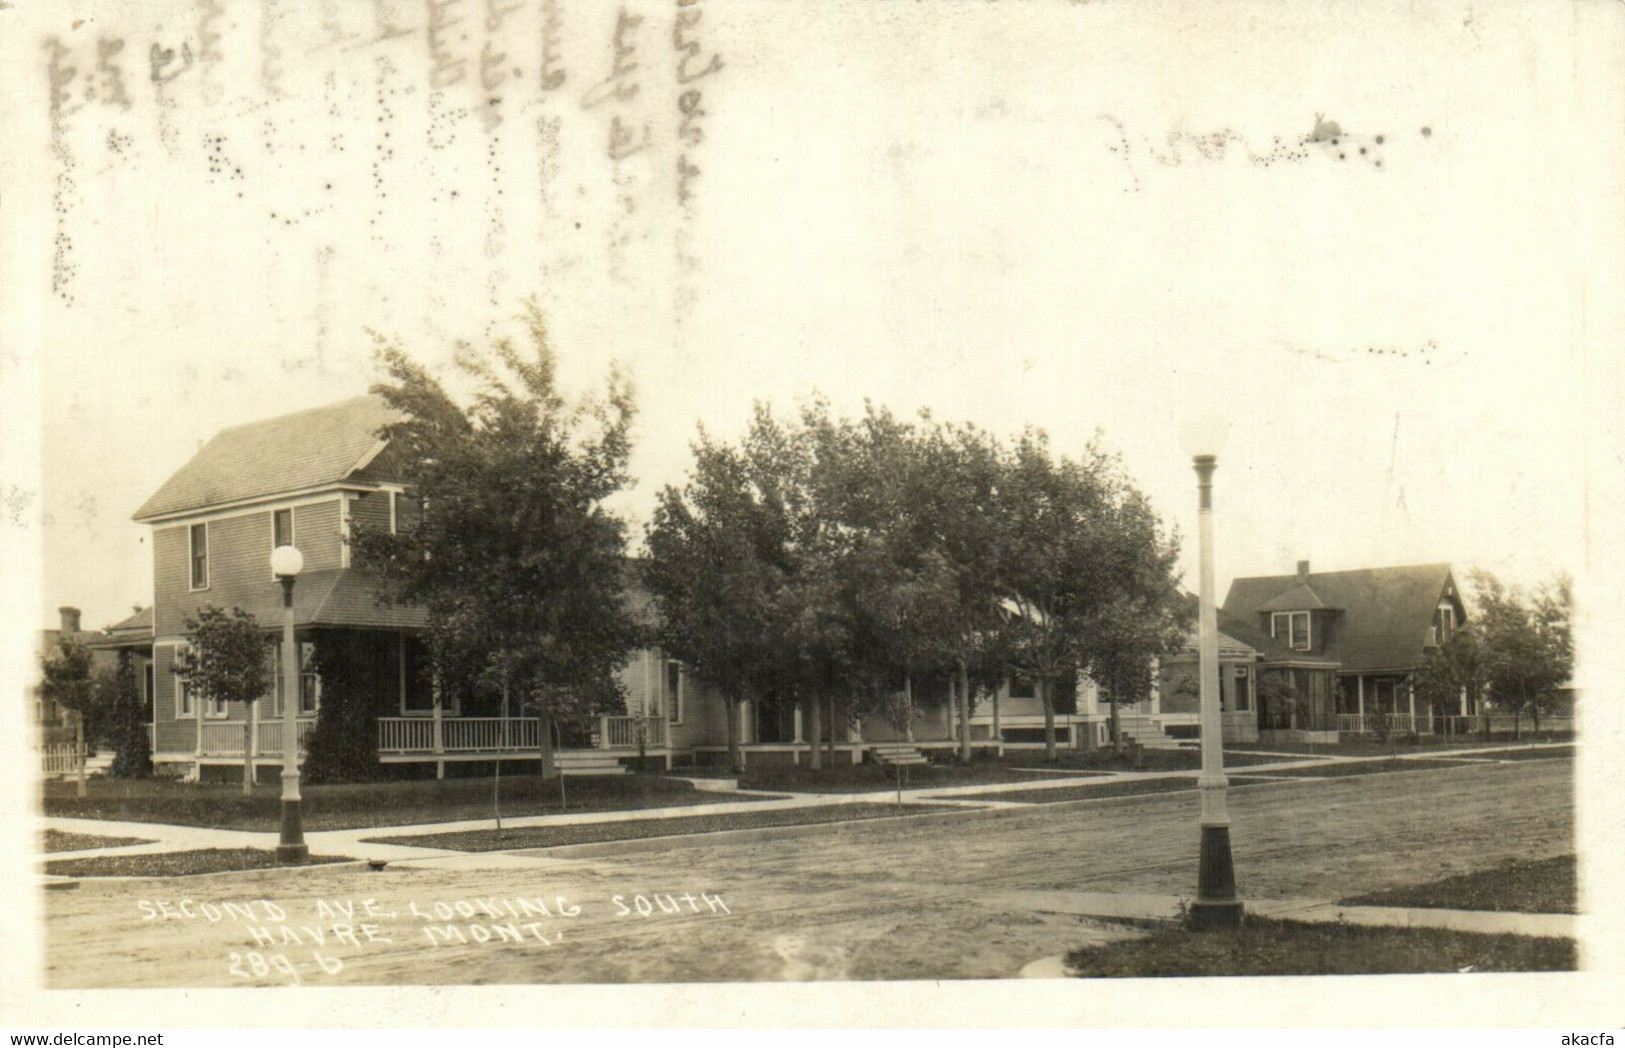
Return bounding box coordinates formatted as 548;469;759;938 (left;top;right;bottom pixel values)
273;641;320;716
273;508;294;549
1438;605;1456;644
1008;674;1036;700
665;659;684;724
189;523;209;589
176;672;194;718
1271;611;1311;651
144;663;154;708
1233;665;1251;711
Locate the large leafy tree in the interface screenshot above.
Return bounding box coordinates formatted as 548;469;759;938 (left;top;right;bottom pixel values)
995;432;1187;762
351;303;642;779
1469;570;1574;732
174;605;273;793
645;433;781;774
1413;629;1485;726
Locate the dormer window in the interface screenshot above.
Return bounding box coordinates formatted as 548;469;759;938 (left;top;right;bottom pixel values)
1272;611;1311;651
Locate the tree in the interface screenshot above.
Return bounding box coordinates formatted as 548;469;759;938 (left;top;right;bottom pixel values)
1413;629;1484;731
351;302;643;783
40;634;98;796
645;434;781;774
174;605;273;794
1469;570;1574;734
996;432;1186;762
104;650;152;778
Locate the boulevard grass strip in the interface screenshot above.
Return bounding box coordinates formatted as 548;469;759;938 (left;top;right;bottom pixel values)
1006;750;1287;773
1476;745;1576;761
43;829;156;853
366;801;955;852
1340;854;1577;914
44;848;351;878
931;775;1276;804
1245;757;1470;778
1064;916;1575;977
41;773;763;832
735;762;1095;794
1226;738;1572;758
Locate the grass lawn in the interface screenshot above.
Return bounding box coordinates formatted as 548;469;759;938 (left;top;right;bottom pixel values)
1250;758;1471;778
734;761;1084;794
41;773;769;832
42;829;156;853
1340;855;1577;914
45;848;350;878
1477;745;1576;761
1228;737;1573;758
1064;916;1575;976
933;775;1276;804
366;801;953;851
1000;749;1286;773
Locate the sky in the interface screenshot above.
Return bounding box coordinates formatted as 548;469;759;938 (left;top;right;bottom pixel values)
1;0;1614;638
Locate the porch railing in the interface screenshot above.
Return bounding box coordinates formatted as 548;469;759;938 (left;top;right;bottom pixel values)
197;719;314;757
601;715;667;749
376;715;669;755
443;716;541;752
1335;713;1576;737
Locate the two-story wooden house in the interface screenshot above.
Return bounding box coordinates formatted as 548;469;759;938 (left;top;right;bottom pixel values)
1221;560;1471;740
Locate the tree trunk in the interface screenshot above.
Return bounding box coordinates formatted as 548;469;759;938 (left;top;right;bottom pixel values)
992;687;1002;749
826;691;838;765
539;709;558;780
75;710;87;799
243;716;253;796
1109;693;1123;755
806;691;822;771
725;691;743;774
957;659;972;763
903;672;913;743
1040;676;1057;762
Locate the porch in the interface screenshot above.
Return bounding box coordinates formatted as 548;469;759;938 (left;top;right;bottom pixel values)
1336;712;1577;737
375;714;671;762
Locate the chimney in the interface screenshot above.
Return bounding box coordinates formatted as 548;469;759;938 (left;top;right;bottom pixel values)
1295;560;1310;583
58;606;81;636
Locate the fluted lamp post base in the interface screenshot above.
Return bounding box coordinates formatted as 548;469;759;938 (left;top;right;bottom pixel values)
1190;824;1243;929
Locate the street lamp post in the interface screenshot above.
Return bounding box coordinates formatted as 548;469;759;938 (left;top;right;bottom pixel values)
271;544;308;864
1180;416;1243;929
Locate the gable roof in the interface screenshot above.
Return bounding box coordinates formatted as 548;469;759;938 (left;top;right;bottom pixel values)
1223;563;1455;673
134;395;402;521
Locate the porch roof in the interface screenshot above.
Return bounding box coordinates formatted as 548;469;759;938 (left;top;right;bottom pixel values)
211;570;430;631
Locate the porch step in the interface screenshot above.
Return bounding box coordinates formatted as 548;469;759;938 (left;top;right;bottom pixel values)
553;751;627;776
868;744;930;767
1116;718;1188;751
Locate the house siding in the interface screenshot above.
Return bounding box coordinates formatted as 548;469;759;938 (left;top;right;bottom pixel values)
154;499;344;637
349;490;392;535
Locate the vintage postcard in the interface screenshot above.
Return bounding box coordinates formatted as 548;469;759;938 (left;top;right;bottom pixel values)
1;0;1621;1029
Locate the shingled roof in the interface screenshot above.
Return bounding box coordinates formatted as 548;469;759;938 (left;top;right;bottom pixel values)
1223;563;1456;673
134;395;401;521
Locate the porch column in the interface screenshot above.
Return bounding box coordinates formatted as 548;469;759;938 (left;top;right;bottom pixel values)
1459;685;1468;717
598;714;611;750
1148;670;1161;715
195;704;203;757
1356;674;1365;727
1408;678;1417;722
793;705;803;743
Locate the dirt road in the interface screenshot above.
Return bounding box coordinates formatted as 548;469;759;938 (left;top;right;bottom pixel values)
42;759;1574;986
